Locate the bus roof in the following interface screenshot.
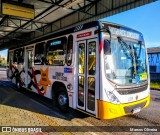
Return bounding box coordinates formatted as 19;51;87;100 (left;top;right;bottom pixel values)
10;20;143;49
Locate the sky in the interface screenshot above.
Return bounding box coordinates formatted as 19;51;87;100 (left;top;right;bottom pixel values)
0;0;160;59
0;49;7;60
102;0;160;48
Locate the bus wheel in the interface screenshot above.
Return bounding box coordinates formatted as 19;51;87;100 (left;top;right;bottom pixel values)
57;88;69;112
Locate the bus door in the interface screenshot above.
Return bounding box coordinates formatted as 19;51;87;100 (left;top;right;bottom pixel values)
77;39;98;115
24;46;34;88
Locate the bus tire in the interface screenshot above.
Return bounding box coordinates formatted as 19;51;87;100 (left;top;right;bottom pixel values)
57;88;69;112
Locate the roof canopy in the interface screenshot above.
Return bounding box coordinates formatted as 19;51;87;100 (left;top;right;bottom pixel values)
0;0;157;50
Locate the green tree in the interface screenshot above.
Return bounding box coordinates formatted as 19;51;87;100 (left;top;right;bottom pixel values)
0;55;2;63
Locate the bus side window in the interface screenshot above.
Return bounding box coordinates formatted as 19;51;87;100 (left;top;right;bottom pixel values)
34;42;46;65
13;48;24;65
46;37;67;66
67;35;73;66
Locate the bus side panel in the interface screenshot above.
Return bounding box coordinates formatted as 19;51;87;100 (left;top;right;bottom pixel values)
27;65;75;103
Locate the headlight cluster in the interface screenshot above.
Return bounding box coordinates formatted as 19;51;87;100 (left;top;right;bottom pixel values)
106;90;120;104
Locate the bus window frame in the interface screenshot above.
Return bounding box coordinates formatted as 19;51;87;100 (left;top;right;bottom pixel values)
46;36;67;66
67;35;73;66
13;48;24;65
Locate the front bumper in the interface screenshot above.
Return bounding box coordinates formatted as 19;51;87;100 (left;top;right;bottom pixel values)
97;94;150;120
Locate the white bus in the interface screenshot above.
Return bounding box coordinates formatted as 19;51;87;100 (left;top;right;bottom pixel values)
7;21;150;119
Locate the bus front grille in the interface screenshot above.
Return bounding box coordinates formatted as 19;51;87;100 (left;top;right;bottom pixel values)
117;84;148;95
124;101;147;114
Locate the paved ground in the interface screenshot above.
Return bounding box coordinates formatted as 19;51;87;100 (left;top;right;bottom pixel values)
150;90;160;101
0;68;7;71
0;70;160;135
0;68;7;81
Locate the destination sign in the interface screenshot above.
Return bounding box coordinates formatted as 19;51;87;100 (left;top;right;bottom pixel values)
50;41;61;46
77;32;92;38
109;26;140;40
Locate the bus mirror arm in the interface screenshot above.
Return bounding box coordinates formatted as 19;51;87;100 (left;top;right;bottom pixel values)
104;39;111;55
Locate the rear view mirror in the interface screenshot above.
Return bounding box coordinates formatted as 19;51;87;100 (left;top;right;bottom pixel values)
104;39;111;55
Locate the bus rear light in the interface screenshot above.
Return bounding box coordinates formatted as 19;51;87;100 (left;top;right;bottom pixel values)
105;90;120;104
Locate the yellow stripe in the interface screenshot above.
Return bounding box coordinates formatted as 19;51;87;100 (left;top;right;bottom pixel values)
32;112;72;135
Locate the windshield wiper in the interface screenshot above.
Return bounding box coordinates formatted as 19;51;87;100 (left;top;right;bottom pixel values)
117;37;134;59
137;41;142;59
117;36;137;77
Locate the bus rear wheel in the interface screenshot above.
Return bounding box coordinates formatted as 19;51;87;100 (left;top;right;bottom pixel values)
57;88;69;112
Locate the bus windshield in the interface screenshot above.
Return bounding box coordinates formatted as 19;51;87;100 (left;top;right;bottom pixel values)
104;37;147;85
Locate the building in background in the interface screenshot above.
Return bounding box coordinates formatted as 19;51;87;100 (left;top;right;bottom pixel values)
147;47;160;89
147;47;160;79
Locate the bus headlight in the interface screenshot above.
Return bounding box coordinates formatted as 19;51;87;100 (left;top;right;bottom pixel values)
106;91;120;104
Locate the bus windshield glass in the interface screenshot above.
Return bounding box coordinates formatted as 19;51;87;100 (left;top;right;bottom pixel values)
104;37;147;85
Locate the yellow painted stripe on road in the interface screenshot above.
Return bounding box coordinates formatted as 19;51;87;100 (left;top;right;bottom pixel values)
32;111;72;135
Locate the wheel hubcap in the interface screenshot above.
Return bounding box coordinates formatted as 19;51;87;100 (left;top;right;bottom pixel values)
58;94;67;106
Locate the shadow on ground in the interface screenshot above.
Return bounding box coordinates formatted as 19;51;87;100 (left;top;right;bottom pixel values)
0;81;89;121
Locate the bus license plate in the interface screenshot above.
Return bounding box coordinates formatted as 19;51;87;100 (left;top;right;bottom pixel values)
133;107;141;114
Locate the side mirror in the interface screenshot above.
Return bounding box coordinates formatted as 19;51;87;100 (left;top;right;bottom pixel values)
104;39;111;55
